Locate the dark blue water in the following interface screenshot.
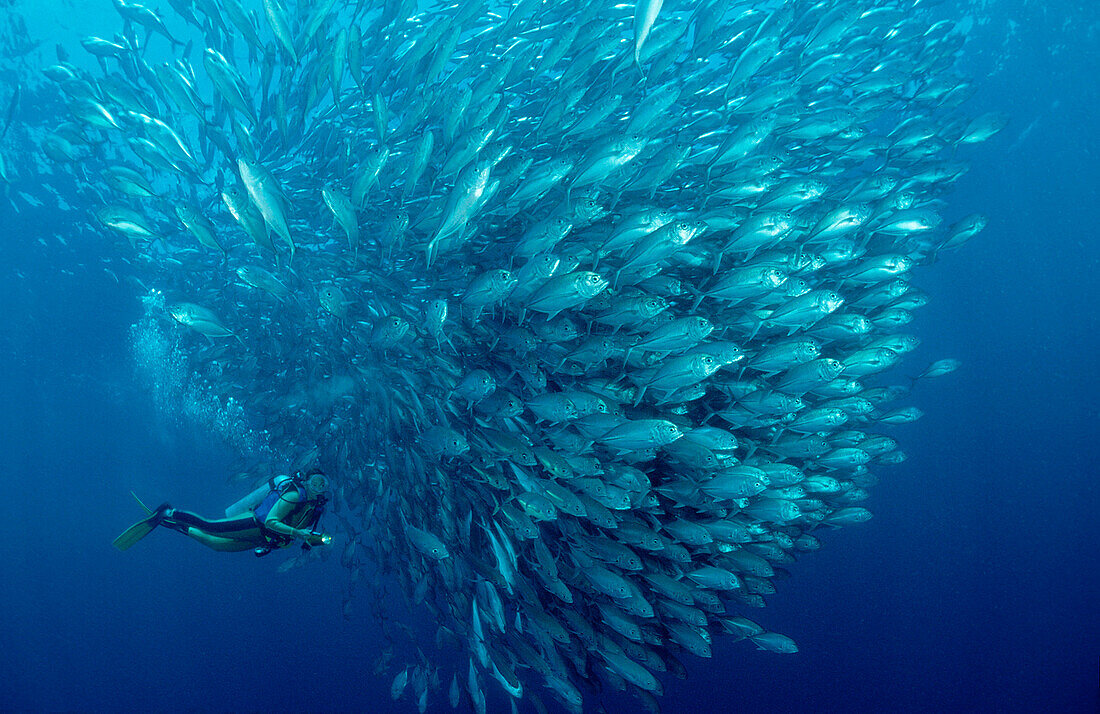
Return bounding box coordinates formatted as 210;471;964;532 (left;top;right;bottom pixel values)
2;1;1097;712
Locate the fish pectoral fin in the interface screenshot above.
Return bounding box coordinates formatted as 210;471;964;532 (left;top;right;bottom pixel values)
425;236;441;267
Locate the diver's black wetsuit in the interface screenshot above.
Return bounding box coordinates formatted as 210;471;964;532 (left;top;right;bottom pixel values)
162;497;321;551
162;510;260;537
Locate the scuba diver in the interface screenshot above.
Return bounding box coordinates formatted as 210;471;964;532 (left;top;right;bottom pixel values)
113;469;332;556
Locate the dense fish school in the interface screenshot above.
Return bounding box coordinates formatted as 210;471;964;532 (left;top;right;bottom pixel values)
26;0;1001;710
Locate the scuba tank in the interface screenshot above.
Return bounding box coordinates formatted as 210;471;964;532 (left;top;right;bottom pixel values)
224;475;291;518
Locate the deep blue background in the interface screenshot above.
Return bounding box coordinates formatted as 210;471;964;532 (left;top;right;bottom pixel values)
1;1;1097;712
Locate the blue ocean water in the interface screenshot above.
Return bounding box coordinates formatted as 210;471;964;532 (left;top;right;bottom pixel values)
1;0;1097;712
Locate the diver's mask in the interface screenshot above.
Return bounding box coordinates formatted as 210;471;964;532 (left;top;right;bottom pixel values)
292;470;330;509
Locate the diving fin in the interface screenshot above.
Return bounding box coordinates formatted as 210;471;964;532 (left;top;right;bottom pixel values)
131;491;154;515
112;500;170;551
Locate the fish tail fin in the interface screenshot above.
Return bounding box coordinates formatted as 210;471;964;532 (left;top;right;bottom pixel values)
633;51;646;84
746;316;764;341
687;286;706;312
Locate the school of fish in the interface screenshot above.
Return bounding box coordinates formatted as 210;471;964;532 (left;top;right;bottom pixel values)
27;0;1004;710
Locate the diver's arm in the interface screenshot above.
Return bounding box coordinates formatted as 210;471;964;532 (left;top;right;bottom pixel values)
263;517;308;540
264;493;327;545
264;493;311;540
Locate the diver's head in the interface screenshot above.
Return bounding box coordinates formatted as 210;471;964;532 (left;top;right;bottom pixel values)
303;469;330;499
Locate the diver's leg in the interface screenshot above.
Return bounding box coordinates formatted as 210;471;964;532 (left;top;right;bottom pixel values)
180;528;257;552
162;510;265;550
163;510;258;537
